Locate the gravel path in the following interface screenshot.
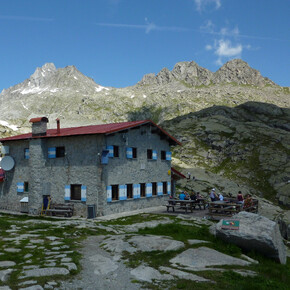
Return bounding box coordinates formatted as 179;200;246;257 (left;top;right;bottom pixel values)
58;235;140;290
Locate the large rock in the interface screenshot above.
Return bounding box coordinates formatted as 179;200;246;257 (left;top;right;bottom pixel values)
214;212;286;264
102;234;184;254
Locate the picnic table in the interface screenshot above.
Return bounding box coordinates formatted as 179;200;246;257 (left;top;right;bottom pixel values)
208;201;243;217
165;198;207;213
208;198;258;219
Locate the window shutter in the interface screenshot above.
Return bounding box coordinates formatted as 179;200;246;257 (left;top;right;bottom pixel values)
133;184;140;199
126;147;133;159
146;183;152;197
64;185;71;201
48;147;56;159
157;182;163;196
24;149;29;159
166;151;172;161
152;150;157;160
81;185;87;202
106;146;114;158
167;182;171;195
17;182;24;193
119;185;127;200
107;186;112;202
101;150;109;164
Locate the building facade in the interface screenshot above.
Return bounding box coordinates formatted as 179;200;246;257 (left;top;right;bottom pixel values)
0;118;180;217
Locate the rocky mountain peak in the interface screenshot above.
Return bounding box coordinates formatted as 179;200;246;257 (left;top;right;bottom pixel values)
29;63;57;87
212;59;276;86
138;61;213;86
138;59;276;87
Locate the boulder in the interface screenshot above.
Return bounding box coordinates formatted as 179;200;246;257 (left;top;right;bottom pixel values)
214;212;286;264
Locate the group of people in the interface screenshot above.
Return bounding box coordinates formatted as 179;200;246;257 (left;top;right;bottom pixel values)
209;188;224;202
173;188;253;209
178;191;202;201
209;188;253;208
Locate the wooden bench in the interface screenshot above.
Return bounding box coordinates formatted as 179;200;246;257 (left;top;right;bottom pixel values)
178;204;193;213
208;202;242;218
191;199;207;210
165;204;176;212
46;203;74;217
165;200;197;213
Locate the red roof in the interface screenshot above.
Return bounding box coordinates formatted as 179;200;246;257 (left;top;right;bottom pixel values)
171;167;187;179
0;120;181;145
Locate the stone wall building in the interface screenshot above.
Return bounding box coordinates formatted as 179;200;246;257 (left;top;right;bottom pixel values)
0;118;180;217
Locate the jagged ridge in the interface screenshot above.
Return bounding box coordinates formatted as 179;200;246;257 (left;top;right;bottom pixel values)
138;59;276;87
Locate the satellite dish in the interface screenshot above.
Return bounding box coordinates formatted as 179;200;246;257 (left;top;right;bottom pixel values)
0;156;15;171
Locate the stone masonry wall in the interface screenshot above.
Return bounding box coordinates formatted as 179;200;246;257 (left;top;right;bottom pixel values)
32;134;105;216
0;140;30;212
101;123;172;216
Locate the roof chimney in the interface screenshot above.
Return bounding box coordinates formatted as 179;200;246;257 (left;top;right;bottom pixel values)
29;117;49;137
56;118;60;134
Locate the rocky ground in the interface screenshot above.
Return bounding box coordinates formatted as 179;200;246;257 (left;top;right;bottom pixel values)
0;206;289;290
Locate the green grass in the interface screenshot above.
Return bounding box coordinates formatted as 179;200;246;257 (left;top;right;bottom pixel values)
0;213;289;290
98;213;166;226
179;80;193;88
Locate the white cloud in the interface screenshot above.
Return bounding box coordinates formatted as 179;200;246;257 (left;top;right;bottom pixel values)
200;20;215;33
215;39;243;57
220;26;239;37
215;58;223;66
201;21;251;65
194;0;221;12
205;44;212;50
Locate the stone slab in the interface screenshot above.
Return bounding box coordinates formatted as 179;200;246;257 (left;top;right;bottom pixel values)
89;254;119;275
21;267;69;278
160;266;211;282
0;269;13;282
170;247;251;271
0;261;16;268
130;265;173;282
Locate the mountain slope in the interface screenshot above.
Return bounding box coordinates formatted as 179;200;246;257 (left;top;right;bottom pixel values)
0;59;288;134
162;102;290;206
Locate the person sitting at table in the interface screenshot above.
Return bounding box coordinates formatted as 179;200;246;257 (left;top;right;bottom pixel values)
244;194;253;209
196;192;202;199
190;192;197;201
184;191;190;200
237;191;244;204
169;195;176;205
179;191;186;200
209;188;218;201
218;193;224;201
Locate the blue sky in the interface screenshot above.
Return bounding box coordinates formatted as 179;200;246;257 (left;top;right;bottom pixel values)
0;0;289;90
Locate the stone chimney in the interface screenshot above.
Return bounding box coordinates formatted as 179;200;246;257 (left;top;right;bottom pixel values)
29;117;49;136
